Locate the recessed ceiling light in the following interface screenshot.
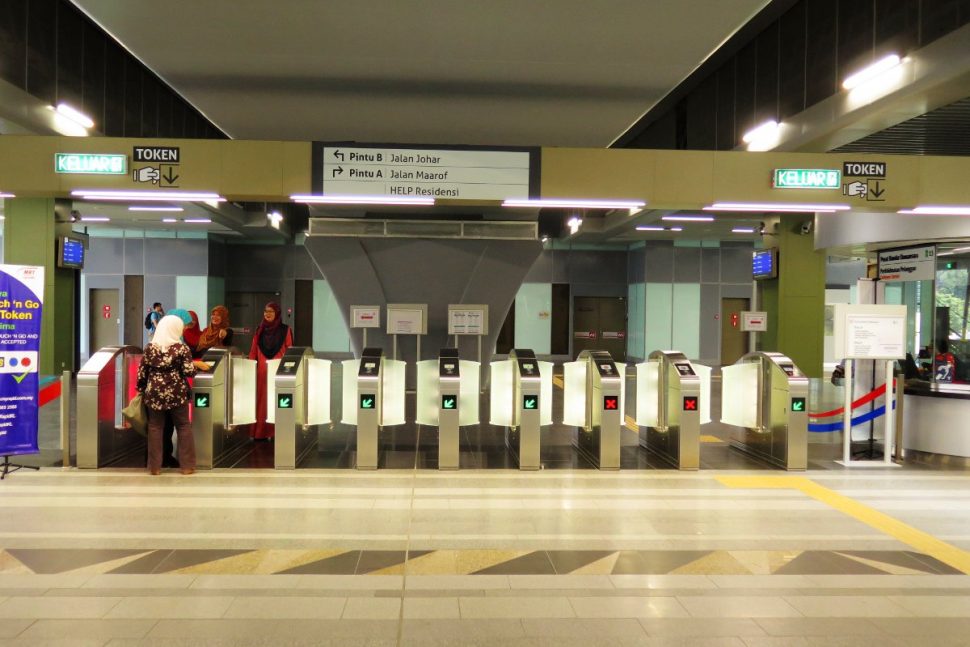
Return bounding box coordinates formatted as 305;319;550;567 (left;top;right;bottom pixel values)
79;216;110;222
72;190;226;202
843;54;901;90
55;103;95;129
0;192;15;198
502;198;646;210
291;194;434;206
636;226;665;231
183;218;212;224
668;227;683;232
731;227;756;233
898;206;970;216
161;218;177;223
662;215;714;222
704;202;850;213
128;206;184;212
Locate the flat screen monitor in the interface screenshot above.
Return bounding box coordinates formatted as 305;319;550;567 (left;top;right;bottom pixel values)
752;248;777;280
57;236;85;270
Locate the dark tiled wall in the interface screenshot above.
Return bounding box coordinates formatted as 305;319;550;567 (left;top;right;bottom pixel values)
0;0;225;138
621;0;970;151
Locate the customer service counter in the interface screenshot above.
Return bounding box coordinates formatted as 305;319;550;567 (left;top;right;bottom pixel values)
903;381;970;465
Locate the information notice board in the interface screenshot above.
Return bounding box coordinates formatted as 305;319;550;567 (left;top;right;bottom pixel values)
833;304;906;360
447;304;488;336
386;304;427;335
0;264;44;457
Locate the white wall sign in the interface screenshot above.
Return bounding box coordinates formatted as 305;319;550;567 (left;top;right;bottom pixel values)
833;304;906;360
740;311;768;332
386;303;427;335
448;304;488;336
350;305;380;329
322;146;531;201
878;245;935;282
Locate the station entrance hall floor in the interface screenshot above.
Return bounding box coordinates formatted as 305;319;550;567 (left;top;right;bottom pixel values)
4;468;970;646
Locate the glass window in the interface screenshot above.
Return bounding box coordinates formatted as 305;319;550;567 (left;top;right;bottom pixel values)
932;246;970;384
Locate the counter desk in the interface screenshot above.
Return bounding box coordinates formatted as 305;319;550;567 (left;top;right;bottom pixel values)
903;381;970;466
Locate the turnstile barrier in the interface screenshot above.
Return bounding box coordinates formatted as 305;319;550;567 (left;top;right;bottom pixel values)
489;350;552;470
273;347;330;469
417;349;481;470
721;351;808;470
342;348;406;469
77;345;143;469
563;350;626;470
635;350;710;470
191;348;253;469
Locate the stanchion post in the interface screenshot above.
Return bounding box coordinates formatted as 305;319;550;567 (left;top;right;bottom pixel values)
883;359;894;465
60;370;71;468
842;359;853;464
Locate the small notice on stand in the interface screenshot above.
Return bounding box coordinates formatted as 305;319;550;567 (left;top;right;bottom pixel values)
350;305;380;329
448;304;488;336
834;304;906;360
386;304;427;335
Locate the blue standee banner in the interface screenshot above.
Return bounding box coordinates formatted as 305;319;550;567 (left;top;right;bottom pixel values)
0;265;44;457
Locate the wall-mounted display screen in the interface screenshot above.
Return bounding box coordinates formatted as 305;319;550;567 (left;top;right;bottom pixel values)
752;248;777;280
57;236;85;269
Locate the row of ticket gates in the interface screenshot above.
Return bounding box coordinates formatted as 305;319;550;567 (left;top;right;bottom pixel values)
76;345;809;472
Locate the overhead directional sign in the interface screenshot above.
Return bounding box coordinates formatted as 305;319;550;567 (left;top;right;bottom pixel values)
54;153;127;175
319;145;534;200
441;395;457;410
522;395;539;410
277;394;292;409
772;168;841;189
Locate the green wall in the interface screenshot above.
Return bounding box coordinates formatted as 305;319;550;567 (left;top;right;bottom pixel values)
2;198;76;373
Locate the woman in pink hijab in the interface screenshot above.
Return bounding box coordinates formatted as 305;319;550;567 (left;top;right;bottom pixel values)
248;301;292;440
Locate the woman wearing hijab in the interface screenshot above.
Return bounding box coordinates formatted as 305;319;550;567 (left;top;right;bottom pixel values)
249;301;293;441
195;306;234;357
182;310;203;356
136;315;209;475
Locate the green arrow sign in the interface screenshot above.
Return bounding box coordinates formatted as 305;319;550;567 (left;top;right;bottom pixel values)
523;395;538;410
194;394;209;408
360;394;375;409
442;395;457;410
277;394;292;409
791;397;806;413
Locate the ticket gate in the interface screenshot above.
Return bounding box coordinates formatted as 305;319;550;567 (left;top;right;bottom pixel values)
416;349;481;469
563;350;626;470
342;348;406;469
635;350;710;470
190;348;257;469
267;347;332;469
77;345;143;468
489;349;553;470
721;351;809;470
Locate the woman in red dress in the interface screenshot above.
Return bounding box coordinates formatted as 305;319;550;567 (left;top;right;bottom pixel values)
249;301;293;440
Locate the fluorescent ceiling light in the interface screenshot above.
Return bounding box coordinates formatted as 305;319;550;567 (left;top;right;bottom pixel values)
161;218;178;223
898;206;970;216
72;190;225;202
128;206;184;212
843;54;901;90
704;202;850;213
0;192;14;198
79;216;110;222
502;198;646;210
291;194;434;206
742;120;779;145
938;246;970;257
731;227;756;233
636;226;665;231
668;227;683;232
183;218;212;224
661;215;714;222
52;113;88;137
56;103;95;129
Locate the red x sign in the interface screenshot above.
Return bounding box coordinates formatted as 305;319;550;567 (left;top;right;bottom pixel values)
603;396;619;410
683;396;698;411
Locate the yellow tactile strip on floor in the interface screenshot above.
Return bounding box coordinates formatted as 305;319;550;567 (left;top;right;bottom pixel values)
717;475;970;575
0;547;960;576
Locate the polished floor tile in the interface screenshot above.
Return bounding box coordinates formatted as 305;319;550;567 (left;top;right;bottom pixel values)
0;596;121;619
340;597;402;619
223;595;346;619
782;595;913;617
569;595;690;618
677;595;802;618
458;596;575;619
104;595;233;619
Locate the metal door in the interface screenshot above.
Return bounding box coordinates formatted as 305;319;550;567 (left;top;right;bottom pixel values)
573;297;626;361
227;291;280;354
720;298;750;366
89;288;120;352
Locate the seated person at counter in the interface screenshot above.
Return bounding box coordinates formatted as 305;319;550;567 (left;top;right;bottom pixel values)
934;340;958;383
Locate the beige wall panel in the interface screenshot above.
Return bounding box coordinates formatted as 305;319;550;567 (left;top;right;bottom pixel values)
917;156;970;205
651;150;714;209
540;148;654;200
282;141;312;195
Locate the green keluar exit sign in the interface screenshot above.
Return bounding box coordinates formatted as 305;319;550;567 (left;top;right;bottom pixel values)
54;153;127;175
773;168;840;189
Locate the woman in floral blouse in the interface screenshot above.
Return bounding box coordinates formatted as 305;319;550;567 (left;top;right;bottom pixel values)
136;315;209;475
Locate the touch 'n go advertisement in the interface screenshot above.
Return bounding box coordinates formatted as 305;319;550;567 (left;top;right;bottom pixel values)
0;264;44;457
